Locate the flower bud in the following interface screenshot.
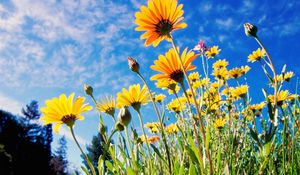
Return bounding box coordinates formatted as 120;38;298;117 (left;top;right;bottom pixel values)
128;57;140;73
244;23;258;37
99;122;107;135
117;107;132;127
115;121;125;131
84;84;93;96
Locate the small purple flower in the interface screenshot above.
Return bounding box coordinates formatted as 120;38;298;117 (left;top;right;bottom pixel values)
193;40;207;53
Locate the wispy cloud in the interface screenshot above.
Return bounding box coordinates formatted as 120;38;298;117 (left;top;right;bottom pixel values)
0;0;139;91
0;92;23;114
59;126;88;146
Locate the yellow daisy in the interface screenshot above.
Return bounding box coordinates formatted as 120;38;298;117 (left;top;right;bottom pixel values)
283;71;294;82
213;59;228;70
96;96;117;116
205;46;221;58
150;47;198;83
212;67;229;80
167;98;185;113
249;102;266;111
153;94;166;103
231;85;248;98
268;90;289;106
248;48;265;62
188;72;200;82
213;118;226;129
117;84;149;111
165;123;179;134
135;0;187;47
40;93;92;133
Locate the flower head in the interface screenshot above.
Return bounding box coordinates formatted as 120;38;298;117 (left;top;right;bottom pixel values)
128;57;140;73
214;118;226;129
188;72;200;82
117;84;149;111
193;40;207;53
153;94;166;103
244;23;258;37
212;67;229;80
231;85;248;99
150;47;198;83
268;90;290;106
135;0;187;47
40;93;92;132
84;84;93;96
167;98;185;113
283;71;294;82
205;46;221;58
213;59;228;70
229;66;250;79
165;123;179;134
96;96;117;116
248;48;265;62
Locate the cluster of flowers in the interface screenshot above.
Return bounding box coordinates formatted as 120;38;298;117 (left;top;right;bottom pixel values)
39;0;299;174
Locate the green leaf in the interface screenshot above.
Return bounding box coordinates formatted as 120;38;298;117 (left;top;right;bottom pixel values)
81;166;90;175
262;88;274;120
126;167;135;175
150;144;167;164
105;160;114;173
185;145;199;165
189;163;197;175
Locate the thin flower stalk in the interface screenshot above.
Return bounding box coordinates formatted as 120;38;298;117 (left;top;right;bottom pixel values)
170;36;213;174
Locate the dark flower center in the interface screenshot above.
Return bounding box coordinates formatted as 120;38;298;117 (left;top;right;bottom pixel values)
170;70;184;83
156;19;173;36
62;114;77;127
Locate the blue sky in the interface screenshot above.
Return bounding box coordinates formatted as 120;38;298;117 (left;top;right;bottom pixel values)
0;0;300;171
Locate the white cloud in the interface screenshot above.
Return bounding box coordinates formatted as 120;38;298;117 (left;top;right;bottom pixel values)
216;18;233;29
0;92;23;114
0;0;139;90
58;126;88;146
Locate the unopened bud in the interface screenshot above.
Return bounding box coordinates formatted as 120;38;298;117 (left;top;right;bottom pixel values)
99;123;106;134
244;23;258;37
128;57;140;73
84;84;93;96
117;107;132;127
115;121;125;131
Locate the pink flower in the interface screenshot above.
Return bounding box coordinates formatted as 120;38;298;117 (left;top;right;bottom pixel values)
193;40;207;53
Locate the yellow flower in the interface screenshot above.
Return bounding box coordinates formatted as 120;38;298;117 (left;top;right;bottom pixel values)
231;85;248;98
276;74;284;82
150;48;198;83
268;90;289;106
155;79;180;94
205;46;221;58
188;72;200;82
40;93;92;133
249;102;266;111
153;94;166;103
165;123;179;134
96;96;117;116
167;98;185;113
229;66;250;79
212;67;229;80
248;48;265;62
213;59;228;69
144;122;161;133
117;84;149;111
192;80;201;90
283;71;294;82
213;118;226;129
135;0;187;47
241;65;251;74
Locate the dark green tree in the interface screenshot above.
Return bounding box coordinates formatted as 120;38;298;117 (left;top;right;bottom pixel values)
82;133;111;175
50;136;68;175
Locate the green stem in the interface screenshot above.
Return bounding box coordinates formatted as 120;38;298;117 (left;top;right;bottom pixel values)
136;111;152;159
125;126;136;170
171;36;213;175
70;127;96;175
136;72;172;174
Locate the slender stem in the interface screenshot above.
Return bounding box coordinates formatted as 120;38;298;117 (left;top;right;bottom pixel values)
254;37;278;116
171;36;213;174
70;127;96;175
136;72;172;174
136;111;152;159
125;126;136;170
